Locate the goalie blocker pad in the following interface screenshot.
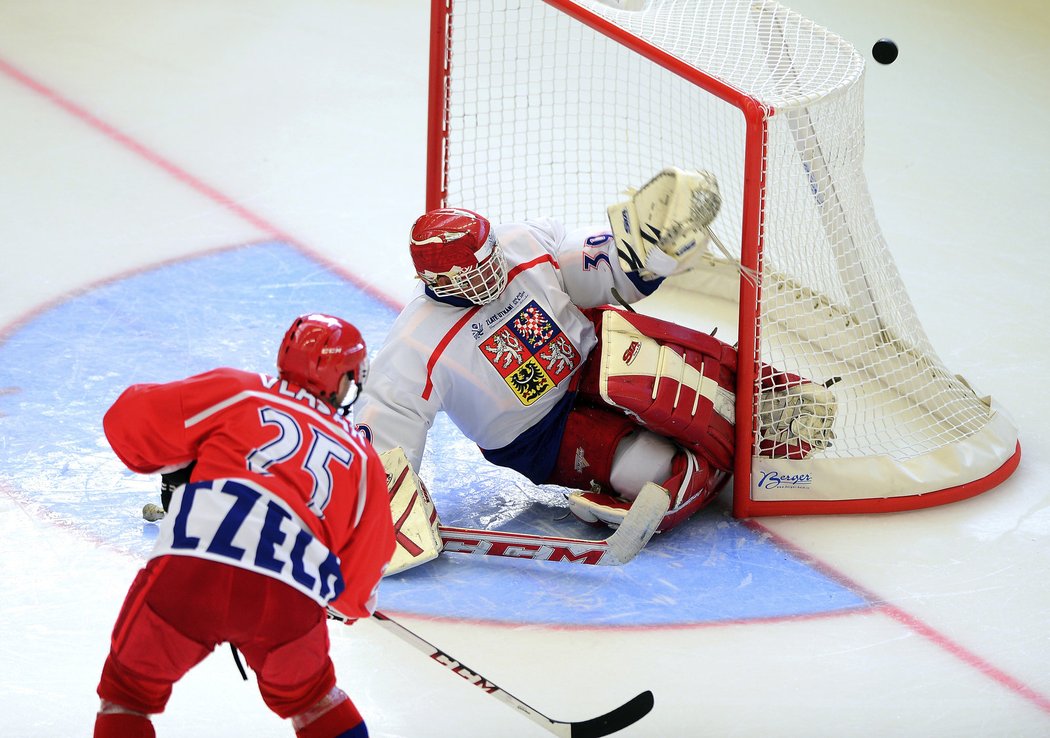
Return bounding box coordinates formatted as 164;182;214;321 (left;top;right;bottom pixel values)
378;447;443;576
590;309;737;472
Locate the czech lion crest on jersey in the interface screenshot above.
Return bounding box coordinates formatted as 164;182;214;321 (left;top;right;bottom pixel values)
480;301;580;405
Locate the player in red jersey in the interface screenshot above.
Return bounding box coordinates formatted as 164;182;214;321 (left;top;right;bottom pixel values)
94;314;394;738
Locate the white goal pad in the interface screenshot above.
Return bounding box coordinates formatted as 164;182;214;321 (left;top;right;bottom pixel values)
379;447;442;575
425;0;1020;516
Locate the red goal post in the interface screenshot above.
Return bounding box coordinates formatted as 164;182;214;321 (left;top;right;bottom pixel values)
425;0;1020;516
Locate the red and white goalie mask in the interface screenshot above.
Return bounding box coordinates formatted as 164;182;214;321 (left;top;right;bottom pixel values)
410;208;508;306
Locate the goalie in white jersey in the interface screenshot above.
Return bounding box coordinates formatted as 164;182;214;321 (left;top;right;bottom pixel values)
355;169;836;533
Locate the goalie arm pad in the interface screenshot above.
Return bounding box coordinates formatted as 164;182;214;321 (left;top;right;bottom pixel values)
608;167;722;279
378;447;443;576
594;309;738;472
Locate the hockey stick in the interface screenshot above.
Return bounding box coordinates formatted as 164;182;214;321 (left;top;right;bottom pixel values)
371;610;654;737
437;481;669;566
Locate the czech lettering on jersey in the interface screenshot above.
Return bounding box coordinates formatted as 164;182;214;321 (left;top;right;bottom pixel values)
480;300;580;406
155;478;344;606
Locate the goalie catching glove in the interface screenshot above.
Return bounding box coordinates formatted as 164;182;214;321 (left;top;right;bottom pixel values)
608;166;722;279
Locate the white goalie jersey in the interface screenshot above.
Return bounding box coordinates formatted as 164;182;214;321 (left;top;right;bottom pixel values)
354;218;662;475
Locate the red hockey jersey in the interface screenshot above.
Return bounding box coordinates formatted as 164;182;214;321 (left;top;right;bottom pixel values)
104;367;394;620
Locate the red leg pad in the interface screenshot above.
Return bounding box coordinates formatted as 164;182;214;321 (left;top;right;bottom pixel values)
547;403;639;491
656;450;728;531
582;308;738;471
566;449;728;531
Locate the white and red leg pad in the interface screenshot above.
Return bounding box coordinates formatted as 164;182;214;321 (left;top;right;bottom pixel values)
656;449;726;531
609;430;676;498
566;448;724;532
378;447;443;575
756;365;837;460
548;403;640;493
586;308;738;472
561;428;675;527
549;405;651;529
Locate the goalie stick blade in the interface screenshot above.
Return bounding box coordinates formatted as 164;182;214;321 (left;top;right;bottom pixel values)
602;482;670;565
438;526;619;566
436;482;670;567
569;690;655;738
371;611;655;738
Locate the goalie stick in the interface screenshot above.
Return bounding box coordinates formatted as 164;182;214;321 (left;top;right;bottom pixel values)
437;482;669;566
381;447;668;571
143;479;670;568
371;610;654;737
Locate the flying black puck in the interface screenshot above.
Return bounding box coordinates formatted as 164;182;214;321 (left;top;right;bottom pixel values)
872;38;899;65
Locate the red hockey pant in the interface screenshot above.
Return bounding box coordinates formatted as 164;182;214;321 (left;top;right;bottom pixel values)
97;555;338;719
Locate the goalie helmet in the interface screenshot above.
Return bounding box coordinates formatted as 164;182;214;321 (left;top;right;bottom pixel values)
410;208;508;305
277;313;369;414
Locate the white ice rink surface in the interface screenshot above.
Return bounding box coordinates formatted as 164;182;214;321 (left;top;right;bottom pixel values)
2;1;1049;736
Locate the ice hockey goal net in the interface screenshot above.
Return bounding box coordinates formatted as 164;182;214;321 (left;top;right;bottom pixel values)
425;0;1020;516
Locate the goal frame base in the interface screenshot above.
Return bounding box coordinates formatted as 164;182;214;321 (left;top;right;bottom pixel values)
734;443;1021;517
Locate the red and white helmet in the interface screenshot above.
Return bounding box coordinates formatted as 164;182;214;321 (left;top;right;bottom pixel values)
409;208;508;305
277;313;368;413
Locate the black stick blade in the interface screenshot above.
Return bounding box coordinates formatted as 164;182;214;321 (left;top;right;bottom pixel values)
569;690;654;738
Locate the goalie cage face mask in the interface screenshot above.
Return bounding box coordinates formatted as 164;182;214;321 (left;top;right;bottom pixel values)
410;208;508;306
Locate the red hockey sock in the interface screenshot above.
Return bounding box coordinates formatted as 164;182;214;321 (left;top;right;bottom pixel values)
294;697;367;738
93;712;156;738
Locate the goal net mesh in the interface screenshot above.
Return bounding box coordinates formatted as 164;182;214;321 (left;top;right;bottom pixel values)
432;0;1017;511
